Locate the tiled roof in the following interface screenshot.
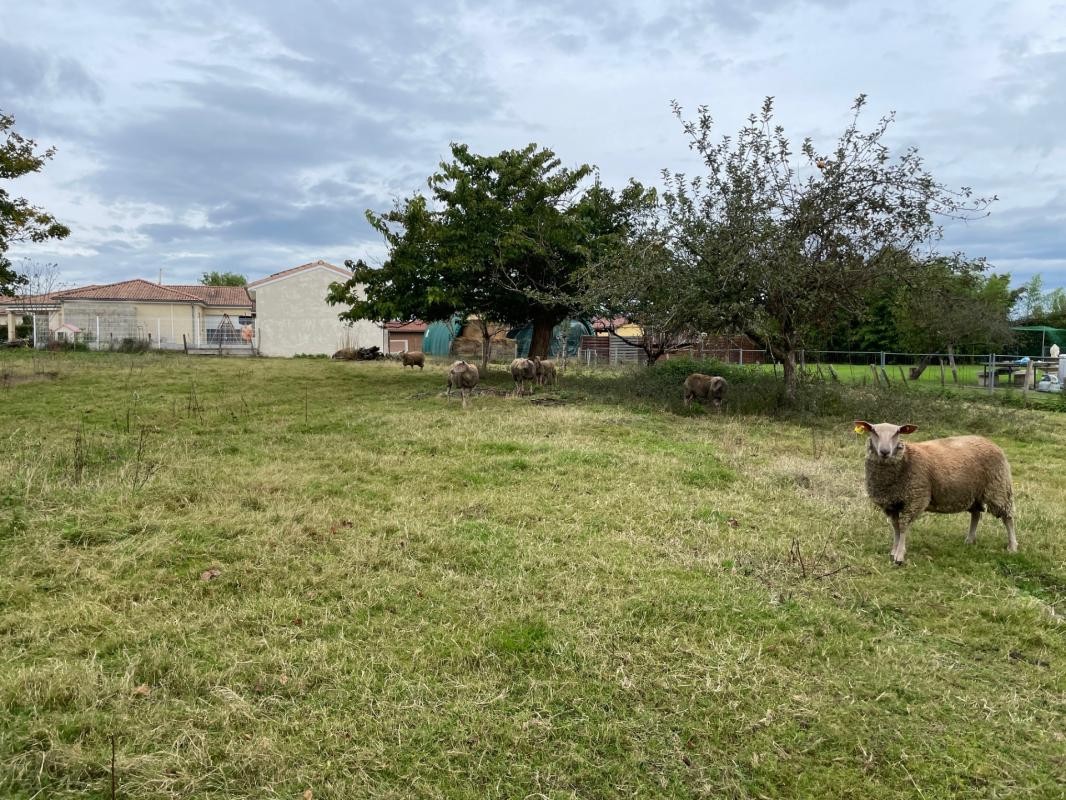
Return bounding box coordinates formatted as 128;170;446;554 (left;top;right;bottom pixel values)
1;280;253;307
168;285;253;307
58;279;205;302
383;320;428;333
247;259;352;288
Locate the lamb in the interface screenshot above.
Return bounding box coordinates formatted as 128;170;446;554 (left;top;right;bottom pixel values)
854;421;1017;566
447;360;480;408
533;356;557;387
683;373;727;410
401;351;425;370
510;357;538;396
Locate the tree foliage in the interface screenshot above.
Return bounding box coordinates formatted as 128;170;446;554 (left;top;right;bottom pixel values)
656;95;994;397
0;111;70;294
329;143;647;359
200;271;247;286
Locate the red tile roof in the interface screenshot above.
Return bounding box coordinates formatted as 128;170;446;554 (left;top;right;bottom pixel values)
247;259;351;288
383;320;428;333
0;280;252;307
168;285;253;306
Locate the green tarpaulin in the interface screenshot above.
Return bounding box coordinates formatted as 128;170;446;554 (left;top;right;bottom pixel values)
1011;326;1066;356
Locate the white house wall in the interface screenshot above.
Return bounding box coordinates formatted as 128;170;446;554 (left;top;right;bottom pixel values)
253;267;379;357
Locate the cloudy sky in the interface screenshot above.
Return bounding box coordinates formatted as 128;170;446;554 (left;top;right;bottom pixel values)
3;0;1065;291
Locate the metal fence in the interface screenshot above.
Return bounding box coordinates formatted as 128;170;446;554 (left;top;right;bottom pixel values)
574;343;1066;393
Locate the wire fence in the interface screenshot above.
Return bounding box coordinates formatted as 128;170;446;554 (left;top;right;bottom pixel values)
575;344;1066;393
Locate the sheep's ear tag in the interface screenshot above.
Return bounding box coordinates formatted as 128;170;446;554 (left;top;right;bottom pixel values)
899;424;918;435
854;421;870;435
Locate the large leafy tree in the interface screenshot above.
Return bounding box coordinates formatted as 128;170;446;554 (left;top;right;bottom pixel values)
329;143;645;360
662;95;994;399
893;257;1019;376
0;111;70;294
200;271;247;286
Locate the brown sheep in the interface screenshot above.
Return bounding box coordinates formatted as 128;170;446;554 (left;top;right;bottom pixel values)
855;421;1017;565
510;357;538;396
447;360;480;408
401;351;425;370
533;356;558;387
683;373;727;410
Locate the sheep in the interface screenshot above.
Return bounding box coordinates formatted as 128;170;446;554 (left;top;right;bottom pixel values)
401;351;425;370
510;357;538;396
854;420;1017;566
447;360;480;408
533;356;557;387
683;373;727;411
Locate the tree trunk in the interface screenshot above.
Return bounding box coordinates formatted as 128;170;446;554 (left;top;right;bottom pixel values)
481;333;491;372
947;344;959;384
529;316;557;359
782;349;799;402
909;354;933;380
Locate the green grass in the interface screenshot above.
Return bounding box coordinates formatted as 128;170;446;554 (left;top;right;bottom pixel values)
0;351;1064;798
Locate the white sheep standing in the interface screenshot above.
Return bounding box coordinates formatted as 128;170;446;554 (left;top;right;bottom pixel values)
533;356;557;387
855;420;1017;565
510;357;538;396
447;360;480;408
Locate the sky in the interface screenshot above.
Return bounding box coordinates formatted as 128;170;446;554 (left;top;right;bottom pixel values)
2;0;1065;292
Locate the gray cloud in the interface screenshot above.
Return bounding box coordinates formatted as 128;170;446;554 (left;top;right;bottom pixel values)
0;40;102;103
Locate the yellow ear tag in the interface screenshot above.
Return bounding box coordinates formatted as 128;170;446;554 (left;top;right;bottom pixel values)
854;424;866;435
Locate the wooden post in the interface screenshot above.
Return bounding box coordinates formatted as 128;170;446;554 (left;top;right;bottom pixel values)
897;366;908;386
827;364;839;382
880;367;891;385
938;357;945;386
183;333;188;354
869;364;880;384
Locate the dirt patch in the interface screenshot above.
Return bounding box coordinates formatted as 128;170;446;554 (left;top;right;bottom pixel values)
0;370;59;387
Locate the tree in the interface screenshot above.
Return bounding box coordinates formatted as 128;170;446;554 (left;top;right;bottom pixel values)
661;95;994;399
200;271;247;286
893;256;1019;377
578;191;705;363
0;111;70;294
1017;274;1046;321
328;143;645;362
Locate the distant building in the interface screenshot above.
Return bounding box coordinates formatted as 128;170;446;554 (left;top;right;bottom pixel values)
247;260;379;357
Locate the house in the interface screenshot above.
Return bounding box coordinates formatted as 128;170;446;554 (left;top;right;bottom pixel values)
247;260;379;357
0;279;253;348
382;320;428;354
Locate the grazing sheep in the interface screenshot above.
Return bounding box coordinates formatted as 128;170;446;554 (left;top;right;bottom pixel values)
447;360;480;408
510;357;538;396
854;421;1017;566
683;373;727;410
533;356;558;387
401;351;425;370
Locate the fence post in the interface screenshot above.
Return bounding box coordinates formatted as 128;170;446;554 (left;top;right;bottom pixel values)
880;351;886;368
739;349;744;366
988;353;995;394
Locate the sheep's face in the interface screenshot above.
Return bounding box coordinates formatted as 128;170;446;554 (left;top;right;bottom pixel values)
854;421;917;463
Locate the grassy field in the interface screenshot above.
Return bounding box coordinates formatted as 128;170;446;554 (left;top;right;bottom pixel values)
0;352;1063;799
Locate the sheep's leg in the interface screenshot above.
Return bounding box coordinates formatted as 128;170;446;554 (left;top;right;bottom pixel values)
684;393;692;407
965;510;981;545
1003;515;1018;553
461;388;468;408
888;514;902;562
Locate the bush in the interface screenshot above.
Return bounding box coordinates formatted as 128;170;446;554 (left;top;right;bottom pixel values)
111;338;150;354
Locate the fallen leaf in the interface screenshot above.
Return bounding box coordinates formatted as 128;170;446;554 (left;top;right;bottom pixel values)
727;518;740;528
133;683;151;697
200;567;222;581
292;617;303;627
279;674;289;686
302;790;313;800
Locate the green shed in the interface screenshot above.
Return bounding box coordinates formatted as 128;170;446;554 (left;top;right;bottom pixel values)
422;315;463;356
508;319;593;358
